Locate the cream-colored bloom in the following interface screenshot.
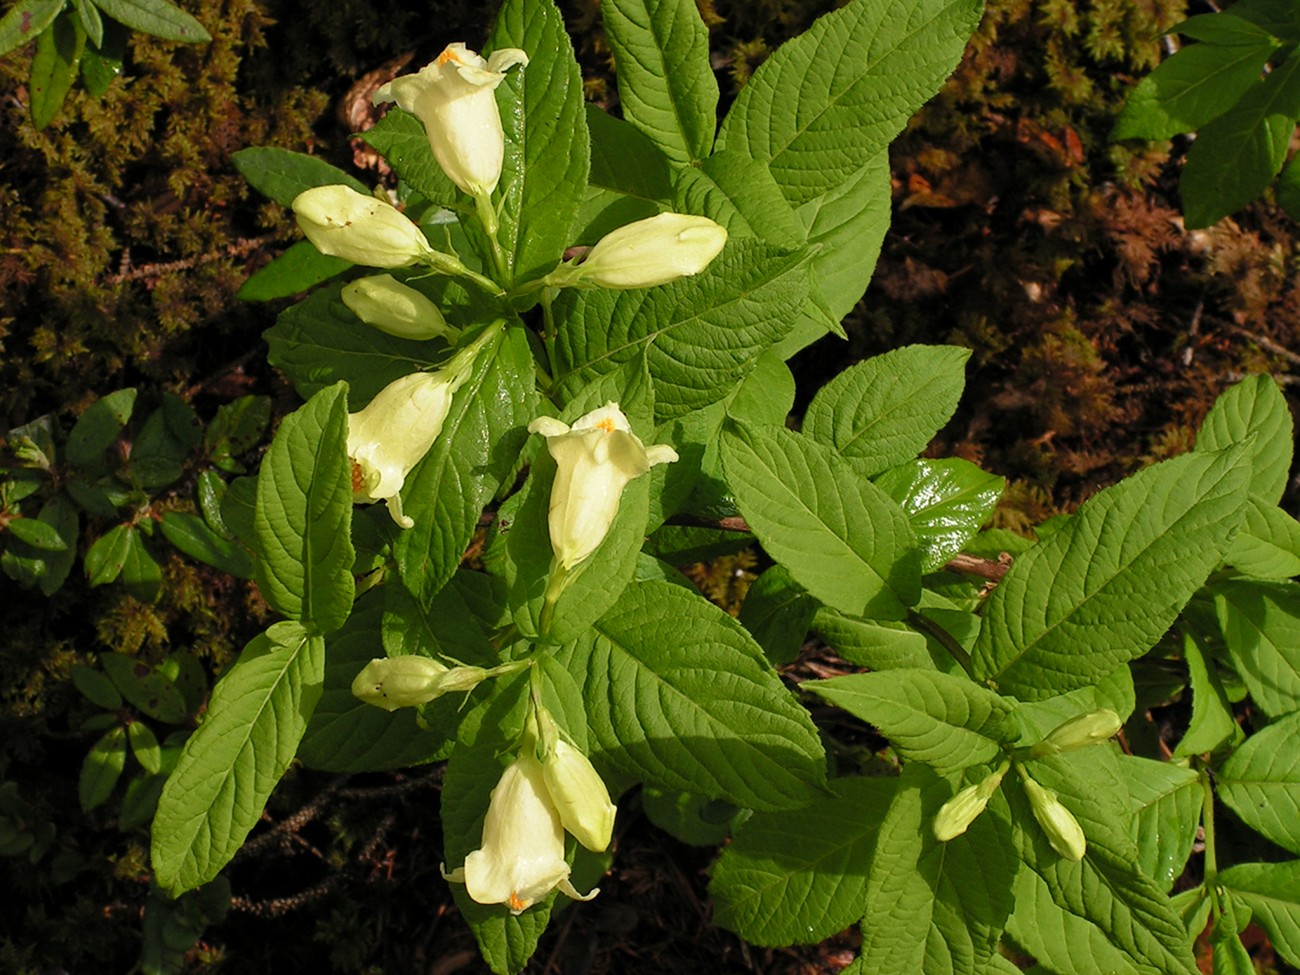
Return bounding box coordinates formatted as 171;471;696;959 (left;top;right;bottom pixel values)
341;274;459;341
1023;776;1087;861
351;656;489;711
575;213;727;289
933;761;1009;842
374;43;529;198
528;403;678;571
1030;709;1123;758
347;327;494;527
292;185;435;267
443;752;596;914
537;711;616;852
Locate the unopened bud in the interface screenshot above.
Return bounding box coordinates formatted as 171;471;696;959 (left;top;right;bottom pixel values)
535;709;616;852
573;213;727;289
293;185;436;268
341;274;458;341
1022;775;1087;861
351;656;450;711
933;761;1009;842
1031;709;1123;758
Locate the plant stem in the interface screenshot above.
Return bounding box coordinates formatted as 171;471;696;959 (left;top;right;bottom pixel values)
906;609;974;676
473;190;511;286
1199;763;1219;889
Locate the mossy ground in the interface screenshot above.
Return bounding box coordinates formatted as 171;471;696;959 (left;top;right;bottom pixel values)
2;0;1298;972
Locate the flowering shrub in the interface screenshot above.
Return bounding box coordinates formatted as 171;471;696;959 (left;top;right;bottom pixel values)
135;0;1300;972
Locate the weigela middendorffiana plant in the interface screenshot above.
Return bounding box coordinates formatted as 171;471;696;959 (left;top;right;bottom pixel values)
139;1;1300;972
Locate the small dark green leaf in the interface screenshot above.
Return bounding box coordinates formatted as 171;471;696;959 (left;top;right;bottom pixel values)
232;147;367;207
128;719;162;774
66;388;136;472
738;566;817;666
79;17;124;96
29;11;84;130
79;725;127;811
70;0;101;47
160;511;254;578
90;0;209;42
0;0;64;58
101;652;189;724
71;664;122;710
5;515;67;551
84;523;132;587
202;395;271;472
236;240;352;301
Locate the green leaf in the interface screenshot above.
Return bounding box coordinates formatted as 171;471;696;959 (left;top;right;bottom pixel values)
554;239;809;421
1278;151;1300;221
803;345;970;474
710;776;896;946
298;595;448;772
812;607;934;670
359;108;458;206
88;0;209;42
1218;710;1300;854
1196;374;1294;504
1179;54;1300;228
128;719;162;774
1229;0;1300;41
101;652;188;723
1118;755;1201;891
1219;860;1300;969
28;9;82;130
1171;629;1237;757
1177;11;1282;45
810;670;1016;774
237;240;352;301
252;382;355;633
232;147;367;208
0;0;64;57
778;152;892;358
393;326;535;606
160;511;254;579
84;523;132;587
71;664;121;710
970;447;1250;699
79;725;127;811
265;283;446;403
576;106;673;244
600;0;717;167
860;765;1019;975
1224;497;1300;578
70;0;100;47
715;0;983;205
66;387;136;472
5;515;66;551
737;565;818;666
720;422;920;618
152;621;324;894
1210;892;1256;975
673;152;804;248
141;879;230;975
1113;38;1278;141
487;0;589;285
874;459;1004;572
552;580;827;810
203;394;271;473
79;18;123;96
1215;580;1300;717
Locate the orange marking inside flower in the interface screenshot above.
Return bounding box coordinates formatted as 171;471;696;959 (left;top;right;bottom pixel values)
507;891;528;912
437;48;462;66
595;418;617;433
350;460;367;494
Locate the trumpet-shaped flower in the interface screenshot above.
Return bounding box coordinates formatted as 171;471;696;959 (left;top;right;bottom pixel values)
443;752;597;914
574;212;727;289
341;274;459;341
351;655;490;711
528;403;678;571
347;327;495;527
293;185;435;268
374;43;529;198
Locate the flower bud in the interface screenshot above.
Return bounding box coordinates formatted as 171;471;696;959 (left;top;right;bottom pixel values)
1030;709;1123;758
1022;775;1087;861
293;185;436;267
442;751;597;914
933;761;1008;842
374;43;529;198
535;711;615;852
351;656;451;711
528;403;678;570
574;213;727;289
341;274;459;341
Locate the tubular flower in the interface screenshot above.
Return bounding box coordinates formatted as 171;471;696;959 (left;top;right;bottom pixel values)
528;403;678;571
347;327;495;528
374;43;529;198
292;185;435;267
933;760;1009;842
341;274;459;341
443;751;597;914
1022;776;1087;862
574;212;727;289
350;655;489;711
536;710;616;853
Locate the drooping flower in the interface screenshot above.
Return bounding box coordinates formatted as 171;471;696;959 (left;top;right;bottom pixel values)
1022;775;1087;861
443;751;597;914
536;709;616;852
573;212;728;289
292;185;435;267
933;760;1009;842
347;325;497;527
350;655;489;711
527;403;678;571
374;43;529;198
341;274;459;341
